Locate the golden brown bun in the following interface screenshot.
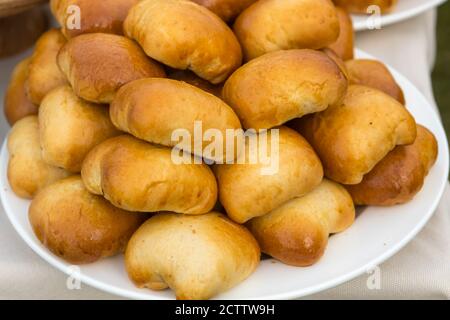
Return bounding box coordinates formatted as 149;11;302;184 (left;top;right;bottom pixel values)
190;0;257;21
7;116;71;199
168;69;223;98
81;135;218;214
0;7;47;58
321;48;349;79
345;125;438;206
110;78;242;163
233;0;340;61
223;49;348;130
214;127;323;223
248;179;354;266
333;0;397;14
29;176;144;264
27;29;68;105
39;86;120;173
345;59;405;104
292;85;417;185
4;57;38;126
125;212;260;300
124;0;242;84
50;0;139;38
327;7;354;61
57;33;166;104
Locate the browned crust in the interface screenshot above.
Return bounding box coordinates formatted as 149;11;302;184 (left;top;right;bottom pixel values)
50;0;139;38
29;176;145;264
328;7;354;61
57;33;166;103
345;59;405;105
346;125;438;206
4;57;38;126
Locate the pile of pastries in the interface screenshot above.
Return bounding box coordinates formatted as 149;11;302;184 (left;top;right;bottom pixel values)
4;0;437;300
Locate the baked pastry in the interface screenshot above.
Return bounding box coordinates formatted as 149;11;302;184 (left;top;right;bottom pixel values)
248;179;355;266
125;212;260;300
345;125;438;206
27;29;68;105
124;0;242;84
110;78;242;163
0;6;47;58
81;135;218;214
190;0;257;21
322;48;349;79
327;7;354;61
29;176;144;264
168;69;223;97
50;0;139;38
345;59;405;104
39;86;120;173
57;33;165;104
7;116;70;199
333;0;397;14
4;57;38;125
223;49;348;129
214;127;323;223
292;85;417;185
233;0;339;61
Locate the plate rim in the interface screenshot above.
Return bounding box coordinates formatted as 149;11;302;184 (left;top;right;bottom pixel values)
1;48;449;300
352;0;446;32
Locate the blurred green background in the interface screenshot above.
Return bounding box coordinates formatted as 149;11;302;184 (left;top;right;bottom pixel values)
432;1;450;143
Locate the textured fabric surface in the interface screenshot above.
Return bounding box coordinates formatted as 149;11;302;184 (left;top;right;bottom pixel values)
0;10;449;300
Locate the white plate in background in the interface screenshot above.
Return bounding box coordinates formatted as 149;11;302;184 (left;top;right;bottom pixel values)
0;49;449;300
352;0;446;31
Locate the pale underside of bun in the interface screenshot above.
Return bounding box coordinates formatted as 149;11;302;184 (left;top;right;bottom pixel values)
125;212;260;300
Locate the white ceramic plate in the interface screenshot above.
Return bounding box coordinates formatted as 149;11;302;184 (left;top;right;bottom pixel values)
352;0;446;31
1;49;449;300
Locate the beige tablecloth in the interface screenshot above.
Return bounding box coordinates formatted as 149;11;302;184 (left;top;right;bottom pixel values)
0;9;449;300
